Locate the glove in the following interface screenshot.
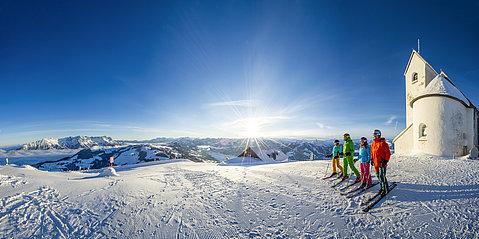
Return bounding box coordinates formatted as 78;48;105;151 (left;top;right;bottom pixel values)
354;158;358;162
345;152;351;157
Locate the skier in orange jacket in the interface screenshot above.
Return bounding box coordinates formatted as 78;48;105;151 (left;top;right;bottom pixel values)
370;129;391;195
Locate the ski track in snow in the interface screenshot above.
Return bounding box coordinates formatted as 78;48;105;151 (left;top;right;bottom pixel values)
1;155;479;238
0;174;27;188
0;186;102;238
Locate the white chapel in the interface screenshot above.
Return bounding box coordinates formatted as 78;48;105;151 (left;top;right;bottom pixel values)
393;50;479;157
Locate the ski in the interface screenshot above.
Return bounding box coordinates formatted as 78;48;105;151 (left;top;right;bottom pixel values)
338;180;359;191
321;174;337;180
340;185;361;195
362;191;381;205
330;175;341;180
362;182;397;212
331;177;348;188
344;182;379;198
341;182;376;196
361;183;391;205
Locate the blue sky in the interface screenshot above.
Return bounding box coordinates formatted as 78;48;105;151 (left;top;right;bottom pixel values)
1;0;478;145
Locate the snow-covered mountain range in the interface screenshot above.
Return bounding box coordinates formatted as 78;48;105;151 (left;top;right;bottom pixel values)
162;137;334;161
19;136;118;150
36;144;177;171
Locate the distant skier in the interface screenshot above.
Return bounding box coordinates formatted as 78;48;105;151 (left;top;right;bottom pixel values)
329;139;343;177
109;156;115;167
5;157;8;165
358;137;372;187
371;129;391;195
342;133;360;181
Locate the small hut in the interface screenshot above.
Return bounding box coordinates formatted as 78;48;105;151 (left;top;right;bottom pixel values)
237;146;261;159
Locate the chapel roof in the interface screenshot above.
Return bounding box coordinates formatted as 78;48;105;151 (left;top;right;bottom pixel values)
411;71;472;107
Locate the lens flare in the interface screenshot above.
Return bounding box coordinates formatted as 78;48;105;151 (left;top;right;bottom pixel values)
242;117;261;138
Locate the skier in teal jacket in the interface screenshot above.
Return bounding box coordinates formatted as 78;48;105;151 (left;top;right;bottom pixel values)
329;140;343;176
343;133;360;181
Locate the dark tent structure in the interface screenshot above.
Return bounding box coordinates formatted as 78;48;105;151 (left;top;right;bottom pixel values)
237;146;261;159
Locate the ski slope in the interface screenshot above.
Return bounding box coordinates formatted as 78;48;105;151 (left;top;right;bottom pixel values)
0;155;478;238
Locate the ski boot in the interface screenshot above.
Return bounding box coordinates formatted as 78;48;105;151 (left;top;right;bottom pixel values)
381;186;390;196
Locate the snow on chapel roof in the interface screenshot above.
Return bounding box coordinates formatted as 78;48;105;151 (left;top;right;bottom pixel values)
411;71;471;107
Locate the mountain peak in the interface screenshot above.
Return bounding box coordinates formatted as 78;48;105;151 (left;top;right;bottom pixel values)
20;136;118;150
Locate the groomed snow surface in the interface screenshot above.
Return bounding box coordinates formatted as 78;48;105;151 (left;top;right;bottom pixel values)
1;155;478;238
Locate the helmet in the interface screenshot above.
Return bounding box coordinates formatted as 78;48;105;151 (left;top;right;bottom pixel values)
360;137;368;146
334;139;340;143
343;133;350;137
373;129;382;137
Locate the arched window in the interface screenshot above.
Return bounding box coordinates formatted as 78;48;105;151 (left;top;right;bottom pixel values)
419;123;427;139
412;72;419;84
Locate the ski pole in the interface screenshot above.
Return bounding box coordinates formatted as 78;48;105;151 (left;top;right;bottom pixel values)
323;159;330;177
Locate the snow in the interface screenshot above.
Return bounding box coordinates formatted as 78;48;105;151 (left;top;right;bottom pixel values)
19;165;38;170
221;156;267;165
257;149;289;162
222;149;289;166
0;149;80;166
19;136;118;150
208;151;235;161
33;144;176;171
0;173;26;187
419;72;470;106
114;147;140;165
99;167;120;177
0;155;478;238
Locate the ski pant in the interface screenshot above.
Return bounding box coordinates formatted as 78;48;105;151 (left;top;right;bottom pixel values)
343;156;360;178
360;162;372;186
332;156;343;174
376;165;389;192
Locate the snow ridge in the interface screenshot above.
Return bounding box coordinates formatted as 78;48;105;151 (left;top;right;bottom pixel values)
20;136;118;150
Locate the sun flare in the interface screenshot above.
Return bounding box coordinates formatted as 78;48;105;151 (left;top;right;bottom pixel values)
243;118;261;138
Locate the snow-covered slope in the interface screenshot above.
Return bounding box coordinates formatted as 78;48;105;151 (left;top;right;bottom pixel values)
36;144;177;171
1;155;478;238
0;149;80;166
20;136;118;150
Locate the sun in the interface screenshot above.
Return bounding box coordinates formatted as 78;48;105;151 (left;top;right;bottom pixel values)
244;118;261;138
238;117;262;138
225;114;286;139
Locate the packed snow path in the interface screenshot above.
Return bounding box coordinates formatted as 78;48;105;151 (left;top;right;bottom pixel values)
1;156;478;238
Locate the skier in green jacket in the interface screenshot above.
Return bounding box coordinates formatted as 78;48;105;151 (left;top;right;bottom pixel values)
342;133;360;181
